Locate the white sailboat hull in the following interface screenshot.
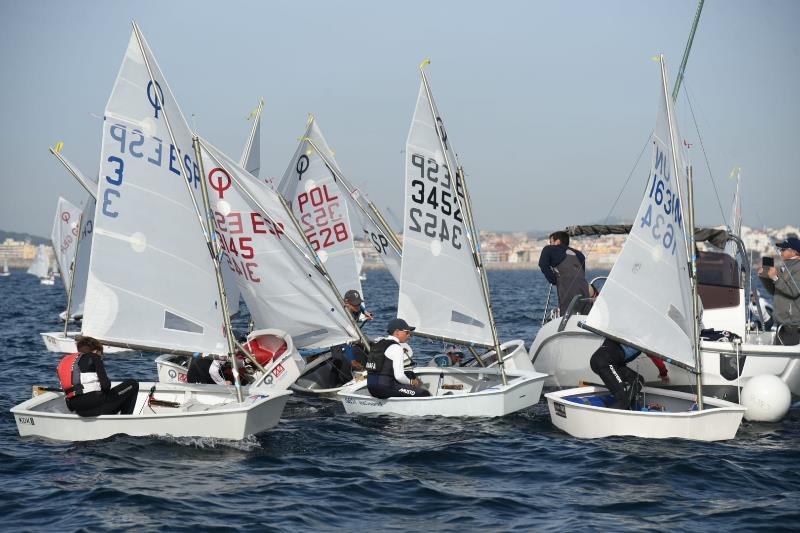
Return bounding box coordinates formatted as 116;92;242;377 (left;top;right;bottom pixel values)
338;368;547;417
11;383;291;442
546;386;745;441
40;332;131;354
529;315;800;398
40;277;55;285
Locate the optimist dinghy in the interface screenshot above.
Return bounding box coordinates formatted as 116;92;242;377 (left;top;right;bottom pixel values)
12;383;291;442
340;367;544;417
337;61;547;417
546;386;745;441
546;56;745;441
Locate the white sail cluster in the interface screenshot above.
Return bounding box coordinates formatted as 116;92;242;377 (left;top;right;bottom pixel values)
198;139;359;349
27;245;50;279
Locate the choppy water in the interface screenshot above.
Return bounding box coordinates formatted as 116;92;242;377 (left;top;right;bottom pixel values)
2;269;798;532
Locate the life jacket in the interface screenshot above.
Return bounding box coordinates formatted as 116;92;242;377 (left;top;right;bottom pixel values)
366;338;398;379
57;352;102;399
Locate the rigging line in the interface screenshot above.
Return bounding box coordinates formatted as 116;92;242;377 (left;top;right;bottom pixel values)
541;132;651;319
682;81;728;227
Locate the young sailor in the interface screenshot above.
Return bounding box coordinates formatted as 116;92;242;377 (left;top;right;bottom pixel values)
57;336;138;416
366;318;430;398
589;337;669;410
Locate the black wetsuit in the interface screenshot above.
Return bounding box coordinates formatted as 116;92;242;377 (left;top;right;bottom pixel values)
65;353;139;416
589;338;644;410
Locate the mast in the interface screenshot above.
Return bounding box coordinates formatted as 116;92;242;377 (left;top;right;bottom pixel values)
63;213;84;336
49;143;97;200
661;55;703;408
132;21;242;401
419;60;507;385
240;99;264;169
671;0;704;102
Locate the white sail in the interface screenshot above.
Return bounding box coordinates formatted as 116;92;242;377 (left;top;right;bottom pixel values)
82;27;227;355
50;197;82;291
584;59;696;370
2;258;8;274
69;198;96;317
349;188;402;283
398;80;494;346
724;167;742;258
200;138;359;349
277;118;363;298
27;245;50;278
240;100;262;177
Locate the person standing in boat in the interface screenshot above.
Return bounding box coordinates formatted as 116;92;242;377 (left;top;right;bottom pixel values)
538;231;591;315
589;338;670;410
366;318;430;398
758;237;800;346
330;289;373;382
57;336;139;416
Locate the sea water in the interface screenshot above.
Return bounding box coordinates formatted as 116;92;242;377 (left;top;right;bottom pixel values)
1;269;798;531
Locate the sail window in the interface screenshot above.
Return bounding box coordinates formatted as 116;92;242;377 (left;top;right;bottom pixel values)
163;311;203;334
451;311;485;329
293;329;328;344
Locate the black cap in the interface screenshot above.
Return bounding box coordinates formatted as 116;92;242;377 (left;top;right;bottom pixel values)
387;318;415;334
776;237;800;254
344;289;363;305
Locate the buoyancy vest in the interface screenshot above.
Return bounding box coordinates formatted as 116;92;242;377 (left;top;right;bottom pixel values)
57;352;102;399
366;338;398;379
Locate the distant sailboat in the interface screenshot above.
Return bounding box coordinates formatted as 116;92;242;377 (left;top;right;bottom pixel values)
27;245;52;284
0;258;10;277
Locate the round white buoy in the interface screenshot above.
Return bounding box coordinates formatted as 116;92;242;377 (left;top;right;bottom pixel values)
741;375;792;422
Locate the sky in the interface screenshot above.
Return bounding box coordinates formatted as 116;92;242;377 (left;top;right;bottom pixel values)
1;0;798;238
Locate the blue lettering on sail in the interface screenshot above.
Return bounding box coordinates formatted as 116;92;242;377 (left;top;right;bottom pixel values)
147;137;163;166
129;130;145;158
147;80;164;119
102;189;120;218
169;144;181;176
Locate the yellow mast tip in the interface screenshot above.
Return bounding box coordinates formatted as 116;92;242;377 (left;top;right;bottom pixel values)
419;58;431;70
53;141;64;153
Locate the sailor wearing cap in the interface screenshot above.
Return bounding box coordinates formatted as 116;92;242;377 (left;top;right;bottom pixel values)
759;237;800;345
365;318;431;398
343;289;373;323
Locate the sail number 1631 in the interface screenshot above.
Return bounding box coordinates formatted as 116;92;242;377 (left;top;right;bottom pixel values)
640;175;683;254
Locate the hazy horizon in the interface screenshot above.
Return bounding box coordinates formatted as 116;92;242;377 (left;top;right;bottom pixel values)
2;0;798;237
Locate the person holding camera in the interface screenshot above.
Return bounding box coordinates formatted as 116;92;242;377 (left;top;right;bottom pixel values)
758;237;800;346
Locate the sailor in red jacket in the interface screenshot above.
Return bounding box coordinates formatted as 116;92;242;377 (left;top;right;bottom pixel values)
57;336;139;416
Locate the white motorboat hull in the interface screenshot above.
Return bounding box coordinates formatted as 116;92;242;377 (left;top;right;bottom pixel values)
529;315;800;398
546;386;746;441
40;331;131;354
11;382;292;441
338;367;547;417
